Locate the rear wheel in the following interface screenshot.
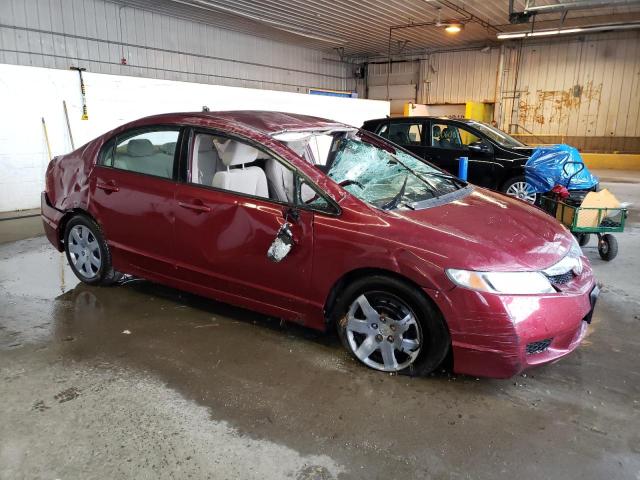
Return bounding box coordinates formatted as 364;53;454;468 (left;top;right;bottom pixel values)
64;215;121;285
575;233;590;247
502;176;537;204
335;275;449;375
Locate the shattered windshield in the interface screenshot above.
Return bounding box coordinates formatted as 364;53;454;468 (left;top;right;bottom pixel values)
466;121;525;148
326;132;464;210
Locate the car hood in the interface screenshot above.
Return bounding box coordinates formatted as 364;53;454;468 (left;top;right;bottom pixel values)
392;187;573;271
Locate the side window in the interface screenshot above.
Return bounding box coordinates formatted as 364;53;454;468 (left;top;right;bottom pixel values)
431;124;481;149
191;132;295;203
297;177;335;214
377;122;422;146
108;129;179;179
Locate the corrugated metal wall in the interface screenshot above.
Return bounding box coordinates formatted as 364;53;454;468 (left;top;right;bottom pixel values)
366;61;419;114
419;49;501;105
0;0;349;93
500;31;640;152
367;31;640;152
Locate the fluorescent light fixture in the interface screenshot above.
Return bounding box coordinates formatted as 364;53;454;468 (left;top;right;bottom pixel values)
445;23;463;33
497;22;640;40
498;32;527;39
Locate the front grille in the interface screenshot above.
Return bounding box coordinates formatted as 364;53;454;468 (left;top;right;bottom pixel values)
526;339;552;355
546;271;574;284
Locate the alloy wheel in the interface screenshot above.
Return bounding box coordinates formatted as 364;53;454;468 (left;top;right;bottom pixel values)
506;181;537;204
345;292;422;372
68;225;101;279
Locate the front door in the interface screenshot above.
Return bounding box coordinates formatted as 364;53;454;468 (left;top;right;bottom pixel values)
425;121;498;184
173;131;315;321
89;127;181;276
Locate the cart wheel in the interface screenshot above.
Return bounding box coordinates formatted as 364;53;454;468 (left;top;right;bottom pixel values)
598;234;618;261
576;233;590;247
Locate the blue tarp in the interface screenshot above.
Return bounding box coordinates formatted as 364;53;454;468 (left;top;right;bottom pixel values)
525;144;599;193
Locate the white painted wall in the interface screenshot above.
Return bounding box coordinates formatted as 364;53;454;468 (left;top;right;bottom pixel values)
0;64;389;212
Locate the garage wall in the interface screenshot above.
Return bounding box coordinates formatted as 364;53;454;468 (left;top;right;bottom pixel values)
368;30;640;152
500;31;640;153
366;61;419;115
0;64;388;213
0;0;349;93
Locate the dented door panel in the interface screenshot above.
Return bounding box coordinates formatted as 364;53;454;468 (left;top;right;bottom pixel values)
173;184;315;323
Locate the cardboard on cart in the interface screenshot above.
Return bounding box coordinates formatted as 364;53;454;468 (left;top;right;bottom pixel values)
560;189;621;228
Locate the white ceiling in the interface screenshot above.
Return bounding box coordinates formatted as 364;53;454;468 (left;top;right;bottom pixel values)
120;0;640;57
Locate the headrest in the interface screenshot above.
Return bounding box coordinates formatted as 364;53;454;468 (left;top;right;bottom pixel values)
221;141;259;167
432;125;441;137
196;135;214;153
127;139;154;157
441;127;452;139
160;142;177;155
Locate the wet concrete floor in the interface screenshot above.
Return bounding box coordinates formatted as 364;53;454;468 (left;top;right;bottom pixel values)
1;172;639;479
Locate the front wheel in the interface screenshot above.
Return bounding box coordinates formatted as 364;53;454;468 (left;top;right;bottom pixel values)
335;276;450;375
502;176;537;204
64;215;122;285
598;234;618;261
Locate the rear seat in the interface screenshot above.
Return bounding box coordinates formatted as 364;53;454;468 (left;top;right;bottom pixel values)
114;138;173;178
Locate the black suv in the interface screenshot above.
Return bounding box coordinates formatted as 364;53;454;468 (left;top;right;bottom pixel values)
362;116;537;202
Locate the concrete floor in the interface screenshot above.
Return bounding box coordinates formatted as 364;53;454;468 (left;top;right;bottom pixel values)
1;171;639;479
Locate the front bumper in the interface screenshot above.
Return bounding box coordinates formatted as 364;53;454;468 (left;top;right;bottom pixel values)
432;263;597;378
41;192;64;252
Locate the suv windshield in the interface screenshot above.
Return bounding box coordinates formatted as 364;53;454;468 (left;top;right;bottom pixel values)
326;131;464;210
466;121;525;148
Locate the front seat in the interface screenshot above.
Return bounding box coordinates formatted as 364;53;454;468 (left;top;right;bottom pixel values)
265;140;307;202
212;141;268;198
193;134;221;185
432;125;442;147
266;158;294;202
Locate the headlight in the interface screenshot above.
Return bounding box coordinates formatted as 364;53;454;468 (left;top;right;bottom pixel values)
543;237;583;276
446;269;555;295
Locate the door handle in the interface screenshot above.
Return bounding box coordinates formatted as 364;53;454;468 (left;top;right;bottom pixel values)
96;181;119;193
178;200;211;213
283;207;300;223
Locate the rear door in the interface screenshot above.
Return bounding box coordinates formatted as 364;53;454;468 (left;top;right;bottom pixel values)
375;119;429;159
89;126;181;276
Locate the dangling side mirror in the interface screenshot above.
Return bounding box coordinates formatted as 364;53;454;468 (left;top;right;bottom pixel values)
267;222;294;263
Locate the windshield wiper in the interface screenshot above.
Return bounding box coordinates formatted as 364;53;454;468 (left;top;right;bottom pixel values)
382;175;409;210
422;170;467;188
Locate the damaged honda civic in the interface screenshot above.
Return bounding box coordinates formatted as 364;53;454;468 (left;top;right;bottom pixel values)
41;111;599;378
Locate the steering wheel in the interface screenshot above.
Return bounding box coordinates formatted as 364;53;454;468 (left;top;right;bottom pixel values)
338;179;364;189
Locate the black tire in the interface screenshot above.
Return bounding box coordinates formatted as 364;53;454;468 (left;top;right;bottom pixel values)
576;233;590;247
64;214;122;286
334;275;450;376
501;175;538;204
598;234;618;261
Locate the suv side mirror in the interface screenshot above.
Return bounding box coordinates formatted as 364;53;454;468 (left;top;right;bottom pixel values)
468;142;491;154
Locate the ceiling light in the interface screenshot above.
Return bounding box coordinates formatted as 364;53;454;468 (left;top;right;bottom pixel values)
444;23;463;33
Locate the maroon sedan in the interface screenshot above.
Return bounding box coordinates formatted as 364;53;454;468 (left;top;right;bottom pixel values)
41;111;598;378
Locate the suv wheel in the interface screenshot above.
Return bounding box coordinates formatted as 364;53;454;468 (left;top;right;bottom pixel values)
502;176;537;204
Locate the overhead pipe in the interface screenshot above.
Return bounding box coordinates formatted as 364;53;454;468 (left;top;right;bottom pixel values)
522;0;640;14
497;21;640;39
